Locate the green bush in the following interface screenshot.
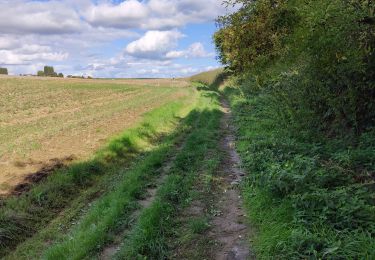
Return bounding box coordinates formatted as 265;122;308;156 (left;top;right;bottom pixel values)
217;3;375;255
215;0;375;136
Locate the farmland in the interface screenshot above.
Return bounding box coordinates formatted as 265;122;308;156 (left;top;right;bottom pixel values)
0;73;242;259
0;76;190;195
0;0;374;258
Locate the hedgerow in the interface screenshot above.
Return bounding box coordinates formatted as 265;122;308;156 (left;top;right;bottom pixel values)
216;0;375;258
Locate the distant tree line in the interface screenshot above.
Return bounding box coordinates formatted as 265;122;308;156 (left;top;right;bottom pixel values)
0;66;94;79
0;67;8;75
67;75;93;79
37;66;63;77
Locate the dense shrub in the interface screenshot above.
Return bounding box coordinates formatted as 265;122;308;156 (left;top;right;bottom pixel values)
217;1;375;257
215;0;375;136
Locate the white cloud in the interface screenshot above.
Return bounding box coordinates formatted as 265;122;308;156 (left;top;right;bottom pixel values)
84;0;149;29
0;38;21;50
188;42;209;57
165;50;185;59
0;48;68;65
166;42;213;59
125;30;184;59
0;36;69;65
84;0;230;30
0;0;228;77
0;1;82;34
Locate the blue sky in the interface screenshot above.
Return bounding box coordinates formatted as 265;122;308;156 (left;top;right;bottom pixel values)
0;0;230;78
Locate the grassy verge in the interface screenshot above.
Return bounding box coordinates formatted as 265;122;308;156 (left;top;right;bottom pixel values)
189;68;227;90
224;86;375;259
0;88;196;258
167;144;222;259
113;87;222;259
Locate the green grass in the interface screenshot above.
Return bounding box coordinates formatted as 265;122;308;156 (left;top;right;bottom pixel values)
42;143;172;259
113;89;222;259
3;87;221;259
189;68;225;88
224;86;375;259
188;217;210;234
0;88;197;258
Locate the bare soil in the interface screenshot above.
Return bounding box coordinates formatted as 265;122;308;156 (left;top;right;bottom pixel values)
171;98;255;260
209;99;255;260
9;155;76;196
0;77;190;194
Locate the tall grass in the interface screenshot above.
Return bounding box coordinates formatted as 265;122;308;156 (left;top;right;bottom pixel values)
224;86;375;259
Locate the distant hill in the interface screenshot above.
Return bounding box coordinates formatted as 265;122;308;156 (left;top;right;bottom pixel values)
189;68;224;86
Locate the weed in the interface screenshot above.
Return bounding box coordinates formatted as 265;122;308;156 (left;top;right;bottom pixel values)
189;217;210;234
225;87;375;259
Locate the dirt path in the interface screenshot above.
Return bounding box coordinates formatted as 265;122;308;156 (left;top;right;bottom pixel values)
209;99;255;260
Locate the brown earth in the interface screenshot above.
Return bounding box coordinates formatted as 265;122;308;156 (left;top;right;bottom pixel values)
209;98;255;260
170;98;255;260
0;77;190;195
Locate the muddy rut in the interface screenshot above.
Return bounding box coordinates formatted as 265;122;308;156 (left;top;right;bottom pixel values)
209;99;255;260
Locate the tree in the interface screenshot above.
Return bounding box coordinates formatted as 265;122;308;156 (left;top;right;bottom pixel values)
37;70;45;77
214;0;375;134
0;67;8;75
58;73;64;78
44;66;55;76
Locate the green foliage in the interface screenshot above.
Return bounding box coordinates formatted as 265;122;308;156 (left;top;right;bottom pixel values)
215;0;299;73
217;2;375;254
43;66;55;76
0;67;8;75
37;66;63;77
225;88;375;259
215;0;375;135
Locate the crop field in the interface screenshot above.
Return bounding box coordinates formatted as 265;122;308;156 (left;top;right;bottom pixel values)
0;76;191;195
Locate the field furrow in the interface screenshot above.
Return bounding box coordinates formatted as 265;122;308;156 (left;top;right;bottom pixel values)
0;77;190;195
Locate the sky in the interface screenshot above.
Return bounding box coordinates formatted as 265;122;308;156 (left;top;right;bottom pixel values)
0;0;232;78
